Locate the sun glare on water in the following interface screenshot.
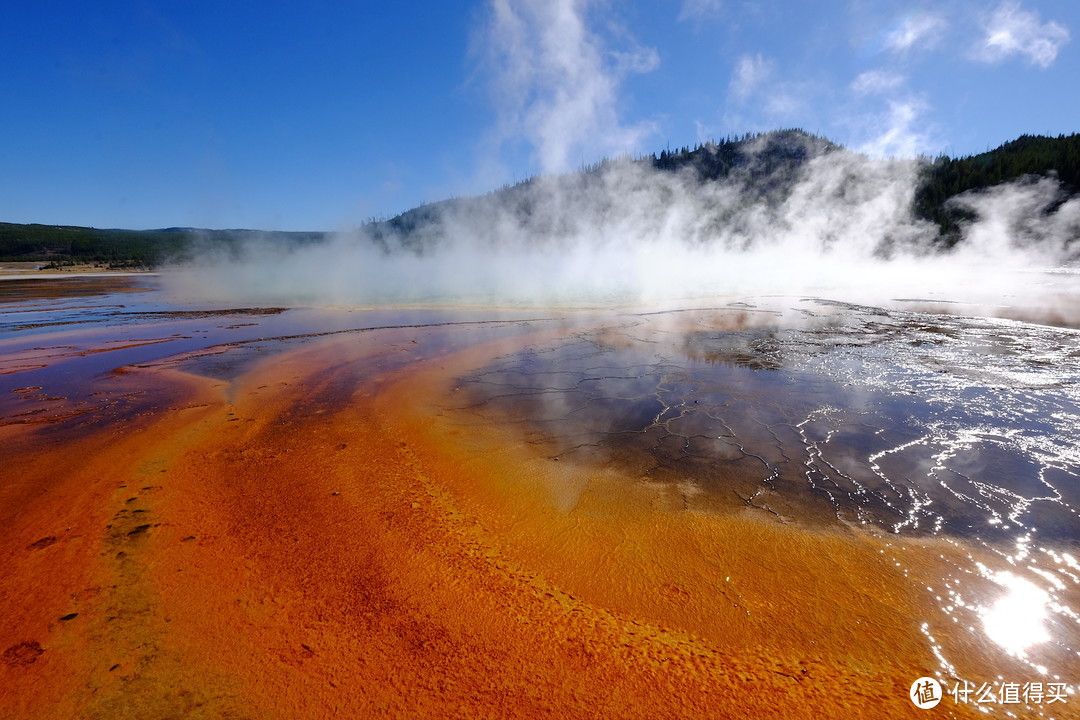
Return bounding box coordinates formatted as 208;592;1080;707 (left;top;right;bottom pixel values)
981;570;1052;659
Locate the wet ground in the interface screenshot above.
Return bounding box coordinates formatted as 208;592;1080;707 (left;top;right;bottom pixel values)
454;299;1080;543
2;274;1079;718
0;275;556;429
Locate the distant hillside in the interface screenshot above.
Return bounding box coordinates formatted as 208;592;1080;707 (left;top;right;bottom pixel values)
365;129;841;253
648;129;839;186
4;130;1078;266
0;223;187;267
0;223;330;267
916;133;1080;244
369;129;1079;254
643;130;1080;247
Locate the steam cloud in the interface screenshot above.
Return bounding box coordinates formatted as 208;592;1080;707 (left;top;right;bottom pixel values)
476;0;658;176
162;145;1079;310
161;0;1078;312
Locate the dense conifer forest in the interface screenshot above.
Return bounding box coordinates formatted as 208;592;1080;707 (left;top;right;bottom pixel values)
3;131;1077;267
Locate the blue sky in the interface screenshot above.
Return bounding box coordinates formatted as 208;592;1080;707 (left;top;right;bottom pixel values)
2;1;1076;231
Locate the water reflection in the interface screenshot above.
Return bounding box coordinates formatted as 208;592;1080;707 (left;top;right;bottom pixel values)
455;299;1080;544
0;275;565;430
454;297;1080;699
6;279;1080;704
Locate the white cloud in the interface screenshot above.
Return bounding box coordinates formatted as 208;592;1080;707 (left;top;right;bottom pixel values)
973;1;1070;68
724;53;810;127
612;46;661;75
678;0;723;22
477;0;659;175
850;69;905;96
856;98;937;158
729;53;773;100
764;92;803;118
722;53;819;134
885;13;946;53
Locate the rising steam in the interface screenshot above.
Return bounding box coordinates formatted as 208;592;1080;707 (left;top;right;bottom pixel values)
160;0;1078;311
161;144;1079;309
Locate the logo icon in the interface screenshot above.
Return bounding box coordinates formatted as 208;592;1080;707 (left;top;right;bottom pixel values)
910;677;942;709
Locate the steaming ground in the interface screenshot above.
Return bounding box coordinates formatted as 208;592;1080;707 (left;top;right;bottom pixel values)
161;145;1079;312
6;247;1080;715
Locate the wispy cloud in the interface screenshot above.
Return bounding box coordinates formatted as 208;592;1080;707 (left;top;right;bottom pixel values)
729;53;773;100
722;52;816;135
973;1;1070;68
477;0;658;175
853;97;938;159
885;13;947;53
850;69;905;96
846;69;935;157
678;0;723;22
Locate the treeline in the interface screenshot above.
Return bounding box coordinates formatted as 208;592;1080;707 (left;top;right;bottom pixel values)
915;133;1080;244
4;131;1079;267
649;128;838;182
0;224;192;266
639;129;1080;245
0;224;330;267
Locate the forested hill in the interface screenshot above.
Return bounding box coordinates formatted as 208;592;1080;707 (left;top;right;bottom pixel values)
0;224;329;267
915;134;1080;242
367;129;1080;252
642;130;1080;210
2;131;1078;266
366;129;843;250
639;130;1080;243
648;129;838;183
643;130;1079;192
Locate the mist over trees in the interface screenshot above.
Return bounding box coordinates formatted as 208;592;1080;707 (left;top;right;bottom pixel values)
2;130;1078;267
366;129;1079;260
916;134;1080;245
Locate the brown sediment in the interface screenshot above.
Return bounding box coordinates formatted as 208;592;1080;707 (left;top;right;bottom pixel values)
0;262;153;277
0;322;1053;718
0;275;154;302
7;308;288;333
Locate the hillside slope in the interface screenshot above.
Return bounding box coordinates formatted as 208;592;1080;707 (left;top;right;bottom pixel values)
3;131;1078;266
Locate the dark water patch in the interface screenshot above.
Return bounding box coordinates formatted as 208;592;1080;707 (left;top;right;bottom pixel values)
455;304;1080;545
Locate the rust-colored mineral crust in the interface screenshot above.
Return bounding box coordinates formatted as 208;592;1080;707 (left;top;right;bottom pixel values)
0;323;1042;719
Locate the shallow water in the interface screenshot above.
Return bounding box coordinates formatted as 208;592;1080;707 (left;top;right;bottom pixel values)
455;299;1080;544
444;296;1080;697
3;274;1079;716
0;275;561;428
